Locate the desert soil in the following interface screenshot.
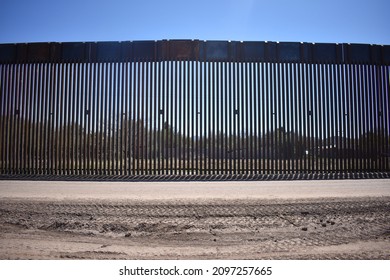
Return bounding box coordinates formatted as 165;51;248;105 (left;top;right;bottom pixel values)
0;179;389;260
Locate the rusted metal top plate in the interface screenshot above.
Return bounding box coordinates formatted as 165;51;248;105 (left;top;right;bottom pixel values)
96;42;122;62
242;41;265;61
159;40;199;60
0;44;16;63
383;45;390;64
312;43;341;63
62;42;86;62
200;41;229;61
0;40;388;64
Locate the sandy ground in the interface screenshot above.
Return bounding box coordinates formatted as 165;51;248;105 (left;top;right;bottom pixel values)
0;179;389;259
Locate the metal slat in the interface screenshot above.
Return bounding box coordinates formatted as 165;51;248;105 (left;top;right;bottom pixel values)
329;64;336;173
98;63;104;175
326;64;332;174
55;63;62;175
313;64;320;174
140;61;145;175
13;65;20;174
161;61;166;174
185;60;189;175
239;62;244;174
169;60;174;175
11;64;17;174
108;63;114;175
359;65;366;172
26;64;34;174
287;63;292;174
284;63;289;174
42;63;49;174
223;61;228;174
19;64;27;174
115;62;120;175
377;66;385;171
209;61;214;174
335;64;343;173
385;65;390;171
86;63;92;175
214;61;219;174
370;65;377;172
296;63;303;174
157;61;162;175
74;63;81;175
251;62;257;174
307;64;314;173
348;65;354;173
111;62;116;175
76;63;83;175
2;65;10;173
63;63;69;175
107;63;113;175
271;63;276;174
190;60;194;175
24;64;30;174
285;63;291;174
352;65;359;173
357;65;365;173
206;62;213;174
175;61;180;176
153;61;158;175
133;61;139;175
330;64;336;173
100;63;107;175
7;64;14;174
147;61;152;175
245;62;251;174
81;63;87;175
263;63;268;174
383;66;390;171
228;62;232;174
60;63;66;174
340;64;347;172
366;65;373;172
279;62;283;175
48;63;55;174
265;63;271;174
80;63;86;175
102;63;108;175
200;61;206;175
91;63;97;175
69;63;75;175
196;61;200;175
319;64;325;174
32;64;39;174
128;62;134;175
302;64;309;173
176;62;183;175
294;63;300;174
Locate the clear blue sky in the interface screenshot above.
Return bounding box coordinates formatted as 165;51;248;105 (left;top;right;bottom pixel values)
1;0;389;44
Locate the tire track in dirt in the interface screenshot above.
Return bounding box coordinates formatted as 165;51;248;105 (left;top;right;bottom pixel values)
0;197;389;259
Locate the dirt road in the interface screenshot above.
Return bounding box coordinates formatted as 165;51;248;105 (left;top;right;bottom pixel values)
0;180;389;259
